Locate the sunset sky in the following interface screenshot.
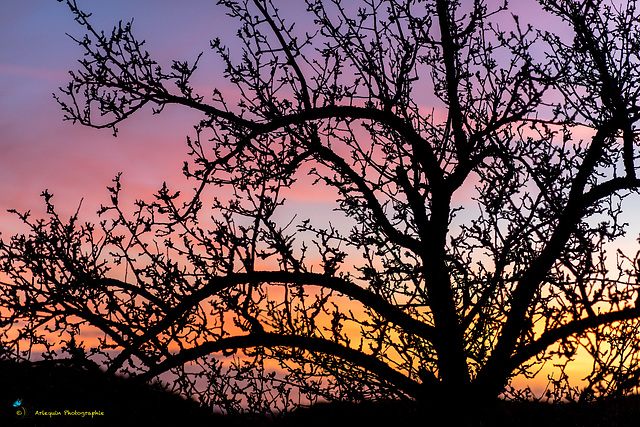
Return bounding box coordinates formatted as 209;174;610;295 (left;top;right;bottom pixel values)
2;0;640;397
1;0;227;228
1;0;349;238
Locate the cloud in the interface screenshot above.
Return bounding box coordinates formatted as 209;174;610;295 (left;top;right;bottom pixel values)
0;63;67;82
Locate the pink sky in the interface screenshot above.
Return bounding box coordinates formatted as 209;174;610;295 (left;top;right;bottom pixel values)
0;0;347;231
2;0;640;399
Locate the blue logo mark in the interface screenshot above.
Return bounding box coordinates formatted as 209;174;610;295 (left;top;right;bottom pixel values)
13;399;22;407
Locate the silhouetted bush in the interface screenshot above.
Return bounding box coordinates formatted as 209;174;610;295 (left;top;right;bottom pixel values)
0;358;224;427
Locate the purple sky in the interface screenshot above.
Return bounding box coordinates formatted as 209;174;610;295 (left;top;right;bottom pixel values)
0;0;347;236
0;0;609;225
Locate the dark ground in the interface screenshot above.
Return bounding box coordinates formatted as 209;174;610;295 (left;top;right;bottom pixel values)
1;359;639;426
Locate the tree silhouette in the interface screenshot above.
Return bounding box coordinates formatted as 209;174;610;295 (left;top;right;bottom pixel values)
2;0;640;421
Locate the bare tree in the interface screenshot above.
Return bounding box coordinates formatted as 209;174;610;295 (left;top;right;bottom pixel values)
2;0;640;421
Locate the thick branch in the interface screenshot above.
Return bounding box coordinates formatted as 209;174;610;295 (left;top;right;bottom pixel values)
108;271;435;373
133;332;424;398
509;305;640;374
435;0;469;158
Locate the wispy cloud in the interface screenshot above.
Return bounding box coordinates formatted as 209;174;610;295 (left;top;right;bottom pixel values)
0;63;67;82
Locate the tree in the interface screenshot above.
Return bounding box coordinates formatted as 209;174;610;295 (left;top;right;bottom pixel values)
2;0;640;421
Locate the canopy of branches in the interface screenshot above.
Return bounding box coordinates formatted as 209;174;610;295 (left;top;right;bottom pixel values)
1;0;640;418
